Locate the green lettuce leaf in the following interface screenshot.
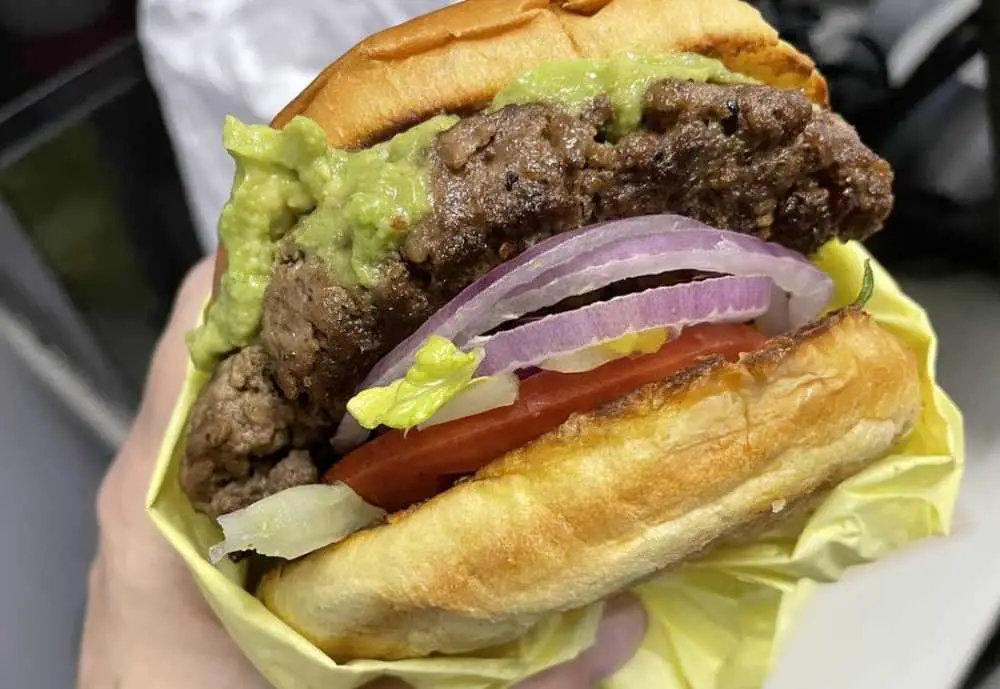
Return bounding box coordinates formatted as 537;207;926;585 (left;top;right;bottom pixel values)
347;336;485;430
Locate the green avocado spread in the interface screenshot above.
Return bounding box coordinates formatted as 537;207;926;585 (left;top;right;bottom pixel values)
186;114;457;370
289;115;459;290
492;52;755;138
187;52;748;371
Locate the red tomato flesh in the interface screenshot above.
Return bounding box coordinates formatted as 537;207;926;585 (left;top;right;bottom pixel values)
325;323;767;511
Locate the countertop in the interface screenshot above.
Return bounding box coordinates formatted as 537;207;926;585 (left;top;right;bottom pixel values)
768;269;1000;689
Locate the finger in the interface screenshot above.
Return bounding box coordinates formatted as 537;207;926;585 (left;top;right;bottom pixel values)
93;255;220;592
97;255;215;561
514;594;647;689
136;255;215;434
354;596;645;689
358;595;646;689
577;593;648;682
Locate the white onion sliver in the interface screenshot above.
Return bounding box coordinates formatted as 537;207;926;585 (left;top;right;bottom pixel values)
208;483;386;563
472;275;775;376
418;373;519;429
540;327;677;373
541;346;624;374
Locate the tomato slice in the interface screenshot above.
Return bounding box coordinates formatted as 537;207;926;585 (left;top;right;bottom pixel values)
325;323;767;511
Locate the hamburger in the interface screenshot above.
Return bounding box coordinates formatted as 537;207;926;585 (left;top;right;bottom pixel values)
178;0;922;663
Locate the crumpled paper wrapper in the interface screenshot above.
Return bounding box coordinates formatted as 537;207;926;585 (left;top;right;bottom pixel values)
148;241;964;689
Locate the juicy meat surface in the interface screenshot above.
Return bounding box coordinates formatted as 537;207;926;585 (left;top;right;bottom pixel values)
183;80;893;516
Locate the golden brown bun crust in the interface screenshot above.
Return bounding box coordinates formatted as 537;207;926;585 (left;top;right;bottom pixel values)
272;0;828;148
258;308;921;661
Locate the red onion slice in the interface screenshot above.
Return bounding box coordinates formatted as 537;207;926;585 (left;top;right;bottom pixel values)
361;216;670;389
365;217;830;388
471;275;774;376
492;234;825;338
335;215;833;449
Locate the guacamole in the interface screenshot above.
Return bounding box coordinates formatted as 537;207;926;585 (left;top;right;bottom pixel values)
187;114;457;370
186;116;319;371
492;53;755;138
289;115;458;289
188;52;748;371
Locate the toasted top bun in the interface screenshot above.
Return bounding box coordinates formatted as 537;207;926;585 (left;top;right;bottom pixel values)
272;0;828;148
259;308;921;661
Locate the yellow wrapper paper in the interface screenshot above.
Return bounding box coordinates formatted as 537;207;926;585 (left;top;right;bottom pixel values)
148;241;964;689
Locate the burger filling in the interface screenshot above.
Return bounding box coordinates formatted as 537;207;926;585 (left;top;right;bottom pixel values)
182;52;893;560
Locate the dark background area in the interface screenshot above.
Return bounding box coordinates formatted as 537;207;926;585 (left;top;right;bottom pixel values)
0;0;200;408
755;0;999;276
0;0;200;410
0;0;134;103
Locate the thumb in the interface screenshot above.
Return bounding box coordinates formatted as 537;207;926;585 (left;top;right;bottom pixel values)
513;594;647;688
581;594;647;683
134;255;215;435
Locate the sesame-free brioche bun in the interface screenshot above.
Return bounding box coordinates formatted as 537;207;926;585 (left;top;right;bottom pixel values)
258;308;921;661
272;0;828;149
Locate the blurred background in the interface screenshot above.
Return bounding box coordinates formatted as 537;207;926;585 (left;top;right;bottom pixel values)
0;0;996;687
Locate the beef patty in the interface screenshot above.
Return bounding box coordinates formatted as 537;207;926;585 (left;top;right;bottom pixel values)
181;345;326;517
183;79;893;517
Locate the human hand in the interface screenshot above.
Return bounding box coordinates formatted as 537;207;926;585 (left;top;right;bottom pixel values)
77;257;646;689
77;257;272;689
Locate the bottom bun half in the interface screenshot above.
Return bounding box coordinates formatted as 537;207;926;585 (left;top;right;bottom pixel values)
258;307;922;661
